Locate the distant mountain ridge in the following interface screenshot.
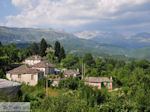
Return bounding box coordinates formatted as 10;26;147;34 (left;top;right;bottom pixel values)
0;26;150;60
0;26;76;43
75;31;150;48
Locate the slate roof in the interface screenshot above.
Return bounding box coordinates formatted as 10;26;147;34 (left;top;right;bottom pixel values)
32;61;55;68
84;77;113;83
0;79;21;88
7;65;41;74
26;55;42;60
64;70;80;76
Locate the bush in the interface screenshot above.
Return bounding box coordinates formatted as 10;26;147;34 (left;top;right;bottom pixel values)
58;77;80;90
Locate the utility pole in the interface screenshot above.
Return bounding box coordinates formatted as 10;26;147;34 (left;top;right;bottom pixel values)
46;74;48;96
82;63;83;79
82;62;85;80
84;63;85;78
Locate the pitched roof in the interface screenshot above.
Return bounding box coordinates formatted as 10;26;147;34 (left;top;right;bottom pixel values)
7;65;40;74
26;55;42;60
64;70;80;76
32;61;55;68
84;77;112;83
0;79;21;88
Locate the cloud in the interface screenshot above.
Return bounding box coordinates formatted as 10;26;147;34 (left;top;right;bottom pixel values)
4;0;150;31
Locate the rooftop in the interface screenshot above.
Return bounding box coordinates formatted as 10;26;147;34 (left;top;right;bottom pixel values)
32;61;55;68
0;79;21;88
64;69;80;76
7;65;41;74
26;55;42;60
84;77;113;83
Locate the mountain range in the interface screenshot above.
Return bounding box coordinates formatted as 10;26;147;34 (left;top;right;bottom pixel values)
0;26;150;60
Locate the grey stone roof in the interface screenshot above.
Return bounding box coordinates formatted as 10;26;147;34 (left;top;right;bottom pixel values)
64;70;80;76
7;65;41;74
84;77;113;83
32;61;55;68
0;79;21;88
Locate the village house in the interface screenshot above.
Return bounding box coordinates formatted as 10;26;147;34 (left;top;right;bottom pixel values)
23;55;42;66
63;69;80;78
6;65;44;86
31;61;55;76
84;77;113;90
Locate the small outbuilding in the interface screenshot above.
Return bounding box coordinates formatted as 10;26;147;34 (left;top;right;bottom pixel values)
0;79;21;100
63;69;80;78
84;77;113;90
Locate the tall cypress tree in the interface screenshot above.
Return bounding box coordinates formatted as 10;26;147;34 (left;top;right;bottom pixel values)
54;41;61;57
40;38;47;57
0;41;2;47
59;46;66;62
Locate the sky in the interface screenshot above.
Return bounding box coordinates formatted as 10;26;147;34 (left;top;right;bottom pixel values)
0;0;150;33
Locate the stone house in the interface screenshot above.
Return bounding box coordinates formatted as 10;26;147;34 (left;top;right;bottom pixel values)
31;61;55;76
6;65;44;86
84;77;113;90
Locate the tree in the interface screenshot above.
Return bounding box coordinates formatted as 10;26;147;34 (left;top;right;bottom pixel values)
0;69;5;78
40;38;47;57
29;42;40;55
46;51;55;63
83;53;95;67
59;77;80;90
0;41;2;47
59;46;66;62
54;41;61;58
61;54;79;69
54;41;65;62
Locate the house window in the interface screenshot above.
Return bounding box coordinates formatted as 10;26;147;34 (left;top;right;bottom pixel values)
31;75;34;80
18;74;21;78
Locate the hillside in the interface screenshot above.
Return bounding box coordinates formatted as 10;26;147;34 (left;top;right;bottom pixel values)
0;26;150;60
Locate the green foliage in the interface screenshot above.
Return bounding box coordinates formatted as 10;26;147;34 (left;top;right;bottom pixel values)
0;69;5;78
40;38;47;57
61;54;79;69
54;41;61;58
59;78;80;90
59;46;66;60
46;51;56;63
83;53;95;67
29;42;40;55
54;41;66;62
0;42;150;112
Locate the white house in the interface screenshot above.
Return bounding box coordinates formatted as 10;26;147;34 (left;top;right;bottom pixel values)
6;65;44;86
31;61;55;76
23;55;42;66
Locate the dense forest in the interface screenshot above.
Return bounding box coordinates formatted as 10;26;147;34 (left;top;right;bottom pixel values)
0;39;150;112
